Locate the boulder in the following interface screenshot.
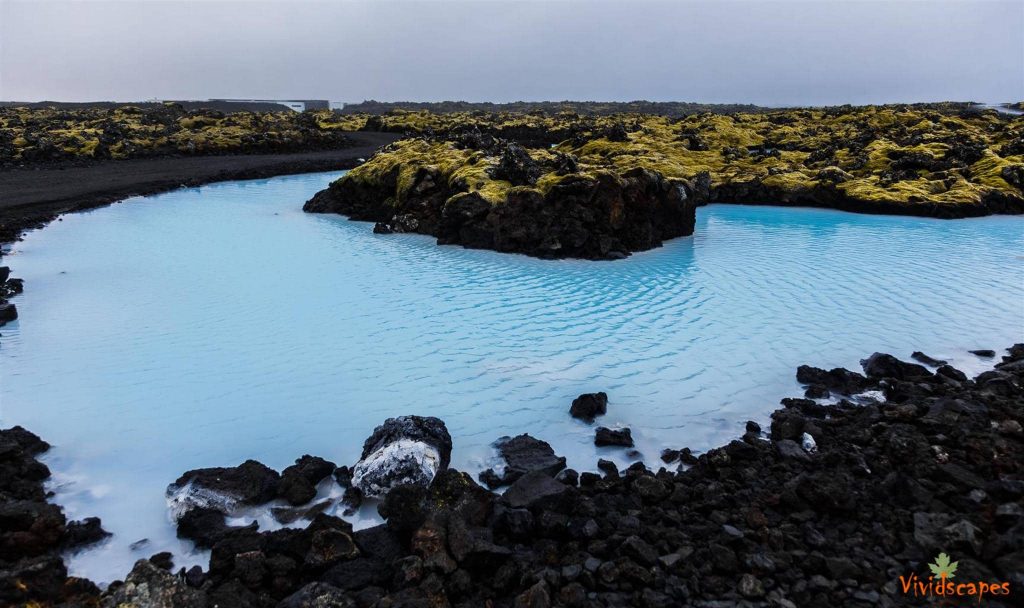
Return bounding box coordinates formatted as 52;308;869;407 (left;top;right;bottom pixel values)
501;470;574;510
478;434;566;489
569;392;608;422
861;353;932;380
176;506;257;549
594;427;634;447
351;416;452;498
795;365;868;394
100;559;207;608
62;517;110;550
911;351;947;366
166;460;280;519
276;453;335;506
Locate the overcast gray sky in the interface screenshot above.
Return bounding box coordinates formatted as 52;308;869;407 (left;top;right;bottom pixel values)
1;0;1021;106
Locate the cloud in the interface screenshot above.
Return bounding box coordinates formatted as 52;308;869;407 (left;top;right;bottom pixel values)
2;0;1021;105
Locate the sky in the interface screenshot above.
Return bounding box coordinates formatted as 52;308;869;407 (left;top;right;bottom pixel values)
1;0;1022;106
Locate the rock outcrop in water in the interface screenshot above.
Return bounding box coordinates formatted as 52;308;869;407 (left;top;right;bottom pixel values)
306;105;1024;236
570;392;608;422
167;459;282;520
478;434;567;489
303;139;704;260
0;266;22;329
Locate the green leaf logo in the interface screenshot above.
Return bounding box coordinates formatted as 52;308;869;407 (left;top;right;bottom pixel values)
928;553;958;580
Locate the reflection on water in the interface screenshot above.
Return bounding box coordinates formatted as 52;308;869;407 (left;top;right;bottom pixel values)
1;171;1022;582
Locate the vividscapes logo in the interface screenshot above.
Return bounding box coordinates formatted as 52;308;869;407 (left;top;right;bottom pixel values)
899;552;1012;602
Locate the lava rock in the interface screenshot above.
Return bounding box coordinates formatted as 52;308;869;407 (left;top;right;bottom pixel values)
594;427;634;447
62;517;111;549
478;434;566;489
166;459;280;519
99;559;206;607
861;352;933;380
279;455;336;505
569;392;608;422
351;416;452;498
911;351;948;366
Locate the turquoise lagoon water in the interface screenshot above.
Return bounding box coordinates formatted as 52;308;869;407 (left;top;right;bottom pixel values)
1;171;1022;582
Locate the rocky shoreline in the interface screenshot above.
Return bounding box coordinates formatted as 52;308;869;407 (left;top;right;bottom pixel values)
4;344;1021;607
302;105;1024;259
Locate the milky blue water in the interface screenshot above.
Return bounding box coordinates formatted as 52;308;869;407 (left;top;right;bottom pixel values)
1;171;1022;582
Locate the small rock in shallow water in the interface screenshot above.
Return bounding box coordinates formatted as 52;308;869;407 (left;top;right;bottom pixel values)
62;517;110;549
569;392;608;421
594;426;633;447
861;352;932;380
596;459;619;477
166;459;280;519
478;434;566;489
970;349;996;358
911;351;948;366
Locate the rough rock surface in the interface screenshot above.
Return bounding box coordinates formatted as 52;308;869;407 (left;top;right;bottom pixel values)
351;415;453;498
166;459;281;519
570;392;609;422
143;345;1021;607
304;146;703;260
100;559;207;608
594;426;635;447
478;434;567;489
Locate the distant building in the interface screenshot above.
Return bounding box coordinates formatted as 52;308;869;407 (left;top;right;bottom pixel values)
208;99;330;112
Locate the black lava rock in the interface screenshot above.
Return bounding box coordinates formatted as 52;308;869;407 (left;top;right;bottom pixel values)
569;392;608;422
594;427;634;447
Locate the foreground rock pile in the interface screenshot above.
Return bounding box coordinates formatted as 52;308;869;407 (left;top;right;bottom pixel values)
4;344;1023;607
0;427;108;606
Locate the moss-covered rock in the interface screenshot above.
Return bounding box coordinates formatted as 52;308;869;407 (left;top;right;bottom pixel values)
308;105;1024;245
0;104;355;163
304;139;705;259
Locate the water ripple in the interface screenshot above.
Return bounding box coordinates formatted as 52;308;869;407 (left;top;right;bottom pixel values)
1;171;1022;582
